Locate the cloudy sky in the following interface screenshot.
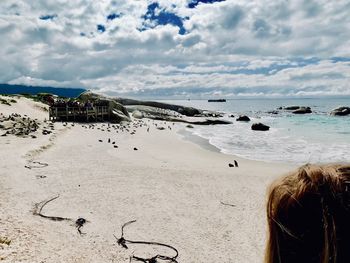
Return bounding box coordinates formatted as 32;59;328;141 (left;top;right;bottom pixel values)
1;0;350;98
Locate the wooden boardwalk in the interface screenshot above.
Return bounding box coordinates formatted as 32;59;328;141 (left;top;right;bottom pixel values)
49;106;110;122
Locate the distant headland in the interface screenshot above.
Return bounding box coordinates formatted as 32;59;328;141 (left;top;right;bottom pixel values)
0;84;86;98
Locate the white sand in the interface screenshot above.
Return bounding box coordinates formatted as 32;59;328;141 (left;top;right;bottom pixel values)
0;96;296;262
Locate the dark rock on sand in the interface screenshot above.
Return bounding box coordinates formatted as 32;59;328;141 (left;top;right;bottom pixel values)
190;119;232;125
186;125;194;128
228;163;234;167
251;123;270;131
330;106;350;116
236;115;250;122
133;147;138;151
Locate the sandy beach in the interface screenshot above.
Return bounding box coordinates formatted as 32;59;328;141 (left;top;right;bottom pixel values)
0;96;296;263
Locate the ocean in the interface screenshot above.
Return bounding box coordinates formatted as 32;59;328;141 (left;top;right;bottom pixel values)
161;98;350;164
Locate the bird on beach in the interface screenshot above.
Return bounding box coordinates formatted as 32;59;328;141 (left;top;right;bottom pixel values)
234;160;239;167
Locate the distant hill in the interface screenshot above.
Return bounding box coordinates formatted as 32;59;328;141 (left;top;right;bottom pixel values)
0;84;86;98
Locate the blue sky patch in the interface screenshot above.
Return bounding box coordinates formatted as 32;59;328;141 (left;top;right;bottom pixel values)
142;3;186;35
39;14;57;21
97;24;106;33
107;13;120;21
188;0;225;9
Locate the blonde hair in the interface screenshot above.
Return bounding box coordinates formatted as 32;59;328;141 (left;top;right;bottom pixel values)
265;164;350;263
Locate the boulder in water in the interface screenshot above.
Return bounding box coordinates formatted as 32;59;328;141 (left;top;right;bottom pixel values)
330;106;350;116
292;107;312;114
284;106;301;110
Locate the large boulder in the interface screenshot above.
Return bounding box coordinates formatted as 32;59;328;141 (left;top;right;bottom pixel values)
77;91;130;122
284;106;300;110
251;123;270;131
125;105;232;125
115;97;202;117
292;107;312;114
236;115;250;122
282;106;312;114
330;106;350;116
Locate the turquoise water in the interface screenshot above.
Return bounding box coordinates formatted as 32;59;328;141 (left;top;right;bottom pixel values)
162;98;350;164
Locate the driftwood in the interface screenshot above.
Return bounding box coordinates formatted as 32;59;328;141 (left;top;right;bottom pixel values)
220;201;236;207
114;220;179;263
33;195;87;235
25;161;49;169
75;218;87;235
33;195;72;221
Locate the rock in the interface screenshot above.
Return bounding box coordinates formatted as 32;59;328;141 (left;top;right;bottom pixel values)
251;123;270;131
157;127;165;130
190;119;232;125
133;147;138;151
330;106;350;116
125;105;232;125
116;98;201;117
267;110;279;115
186;125;194;128
236;115;250;122
228;163;234;167
229;114;235;118
292;107;312;114
78;91;130;122
132;110;144;119
284;106;301;110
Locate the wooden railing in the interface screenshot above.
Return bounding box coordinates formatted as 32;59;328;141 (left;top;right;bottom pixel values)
49;106;110;121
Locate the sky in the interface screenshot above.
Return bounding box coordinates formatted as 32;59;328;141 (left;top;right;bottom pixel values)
1;0;350;98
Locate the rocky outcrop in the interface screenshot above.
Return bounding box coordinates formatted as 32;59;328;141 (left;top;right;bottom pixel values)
281;106;312;114
115;98;201;117
78;91;130;122
330;107;350;116
284;106;300;110
292;107;312;114
330;106;350;116
251;123;270;131
236;115;250;122
125;105;231;125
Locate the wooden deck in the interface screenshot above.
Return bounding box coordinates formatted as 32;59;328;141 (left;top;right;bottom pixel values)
49;106;110;122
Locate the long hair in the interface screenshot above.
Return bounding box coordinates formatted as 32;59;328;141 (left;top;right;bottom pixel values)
265;164;350;263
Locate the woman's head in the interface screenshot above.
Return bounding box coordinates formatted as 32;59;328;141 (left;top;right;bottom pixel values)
265;164;350;263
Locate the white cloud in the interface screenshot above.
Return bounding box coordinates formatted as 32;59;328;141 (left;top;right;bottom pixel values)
0;0;350;97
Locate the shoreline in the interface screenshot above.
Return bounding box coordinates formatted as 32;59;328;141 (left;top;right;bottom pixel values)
0;96;296;263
